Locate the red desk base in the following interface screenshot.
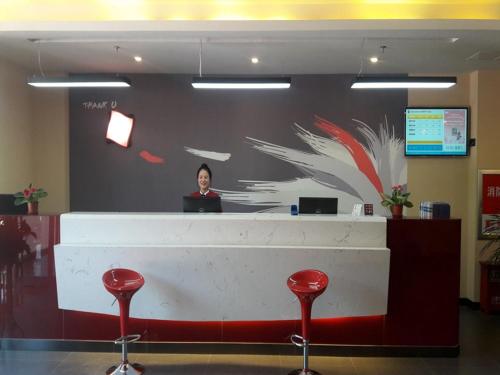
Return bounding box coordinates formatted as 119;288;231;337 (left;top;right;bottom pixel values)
0;216;460;348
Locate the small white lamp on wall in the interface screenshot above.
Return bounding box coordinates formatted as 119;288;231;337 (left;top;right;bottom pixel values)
106;110;134;148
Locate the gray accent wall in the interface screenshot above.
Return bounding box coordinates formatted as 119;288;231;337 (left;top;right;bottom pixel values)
69;74;407;212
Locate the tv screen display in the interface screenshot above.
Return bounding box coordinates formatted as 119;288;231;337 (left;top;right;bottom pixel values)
299;197;338;214
405;107;469;156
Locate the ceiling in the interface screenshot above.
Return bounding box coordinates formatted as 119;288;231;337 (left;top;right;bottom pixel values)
1;20;500;75
1;1;499;22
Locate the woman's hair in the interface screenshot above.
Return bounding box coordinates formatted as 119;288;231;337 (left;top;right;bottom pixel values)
197;163;212;179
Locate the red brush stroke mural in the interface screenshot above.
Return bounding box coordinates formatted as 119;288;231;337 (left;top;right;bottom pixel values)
139;150;165;164
314;115;384;194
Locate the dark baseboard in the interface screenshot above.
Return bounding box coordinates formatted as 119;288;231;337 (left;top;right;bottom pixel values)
459;298;480;310
0;339;459;357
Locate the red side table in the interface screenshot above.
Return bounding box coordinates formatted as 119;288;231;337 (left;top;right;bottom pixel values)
480;262;500;314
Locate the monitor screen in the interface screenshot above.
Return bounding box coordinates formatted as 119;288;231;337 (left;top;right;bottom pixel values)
0;194;27;214
405;107;469;156
299;197;338;214
183;196;222;213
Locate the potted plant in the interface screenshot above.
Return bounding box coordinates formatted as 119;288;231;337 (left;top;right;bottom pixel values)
480;215;500;264
13;183;48;215
380;184;413;218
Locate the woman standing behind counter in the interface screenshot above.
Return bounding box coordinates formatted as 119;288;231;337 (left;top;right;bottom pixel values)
191;163;220;198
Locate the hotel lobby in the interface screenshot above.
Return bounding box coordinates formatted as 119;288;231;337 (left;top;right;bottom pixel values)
1;1;500;374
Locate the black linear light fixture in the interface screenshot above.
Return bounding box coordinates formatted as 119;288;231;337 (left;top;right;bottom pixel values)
191;39;291;90
351;76;457;89
27;41;131;88
192;76;291;89
28;75;131;88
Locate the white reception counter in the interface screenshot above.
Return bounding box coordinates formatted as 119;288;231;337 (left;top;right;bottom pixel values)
54;213;390;321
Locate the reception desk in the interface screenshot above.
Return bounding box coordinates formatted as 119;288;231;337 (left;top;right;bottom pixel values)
1;214;460;354
54;213;390;321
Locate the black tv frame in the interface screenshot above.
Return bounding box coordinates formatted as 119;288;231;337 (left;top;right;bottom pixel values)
183;196;222;213
404;106;470;157
299;197;338;215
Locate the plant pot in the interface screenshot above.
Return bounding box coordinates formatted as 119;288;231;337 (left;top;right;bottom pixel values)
390;204;403;219
27;201;38;215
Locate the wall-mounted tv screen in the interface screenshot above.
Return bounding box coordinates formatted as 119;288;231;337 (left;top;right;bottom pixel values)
405;107;469;156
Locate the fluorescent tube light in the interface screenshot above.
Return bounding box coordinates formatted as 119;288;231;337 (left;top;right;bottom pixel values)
28;75;131;88
351;76;456;89
192;77;291;89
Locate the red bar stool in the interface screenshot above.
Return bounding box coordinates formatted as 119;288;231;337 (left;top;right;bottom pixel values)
287;269;329;375
102;268;145;375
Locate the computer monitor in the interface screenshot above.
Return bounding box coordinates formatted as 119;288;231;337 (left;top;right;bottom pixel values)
299;197;338;214
0;194;27;214
405;107;470;156
183;196;222;213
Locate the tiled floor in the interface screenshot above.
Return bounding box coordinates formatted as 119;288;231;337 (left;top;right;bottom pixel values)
2;306;500;375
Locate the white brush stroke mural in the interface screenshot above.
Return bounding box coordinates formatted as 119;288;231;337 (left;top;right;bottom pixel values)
185;147;231;162
216;115;406;215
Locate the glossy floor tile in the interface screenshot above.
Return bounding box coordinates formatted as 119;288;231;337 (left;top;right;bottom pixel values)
1;306;500;375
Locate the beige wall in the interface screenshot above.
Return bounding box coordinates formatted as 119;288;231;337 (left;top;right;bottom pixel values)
0;58;34;192
32;89;69;214
476;71;500;168
408;74;473;298
466;72;480;300
472;70;500;299
0;57;69;214
409;71;500;301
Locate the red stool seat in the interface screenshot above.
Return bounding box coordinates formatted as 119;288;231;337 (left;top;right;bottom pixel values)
103;268;144;296
287;269;329;375
287;270;329;297
102;268;145;375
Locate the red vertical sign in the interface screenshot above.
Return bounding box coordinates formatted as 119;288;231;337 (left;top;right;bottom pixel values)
482;174;500;214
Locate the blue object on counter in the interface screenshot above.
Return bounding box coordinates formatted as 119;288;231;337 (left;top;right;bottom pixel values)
291;204;298;215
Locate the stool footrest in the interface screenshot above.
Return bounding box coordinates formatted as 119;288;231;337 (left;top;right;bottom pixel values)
291;334;305;347
114;334;141;345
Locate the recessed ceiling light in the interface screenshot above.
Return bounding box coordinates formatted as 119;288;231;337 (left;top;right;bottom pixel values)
134;56;143;62
370;56;379;63
450;37;460;43
251;57;259;64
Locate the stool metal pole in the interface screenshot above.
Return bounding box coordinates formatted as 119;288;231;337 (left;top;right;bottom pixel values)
289;298;321;375
290;334;319;375
106;296;144;375
303;339;309;371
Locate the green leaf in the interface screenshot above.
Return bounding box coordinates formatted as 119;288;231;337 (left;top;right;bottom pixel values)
14;198;26;206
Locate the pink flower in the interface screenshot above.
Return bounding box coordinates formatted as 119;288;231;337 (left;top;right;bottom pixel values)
23;189;31;198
